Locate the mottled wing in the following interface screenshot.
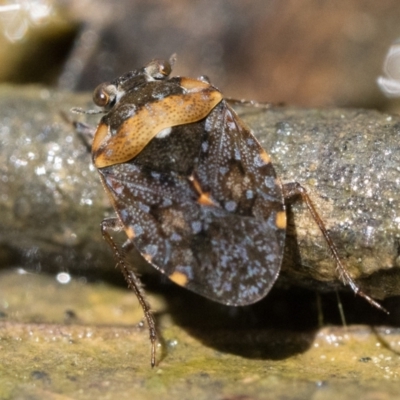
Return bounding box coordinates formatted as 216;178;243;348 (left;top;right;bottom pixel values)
192;101;287;304
100;101;286;306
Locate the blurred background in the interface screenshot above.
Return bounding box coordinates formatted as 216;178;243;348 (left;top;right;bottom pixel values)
1;0;400;109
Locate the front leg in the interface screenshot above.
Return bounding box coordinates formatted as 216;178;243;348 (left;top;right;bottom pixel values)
73;120;97;152
61;110;96;152
101;217;158;367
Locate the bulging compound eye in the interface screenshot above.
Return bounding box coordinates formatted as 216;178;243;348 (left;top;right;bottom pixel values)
93;83;117;109
144;59;172;80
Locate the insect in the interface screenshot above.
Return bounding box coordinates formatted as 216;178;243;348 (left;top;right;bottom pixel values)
73;56;386;367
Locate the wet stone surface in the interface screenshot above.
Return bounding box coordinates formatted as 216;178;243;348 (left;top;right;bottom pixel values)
0;85;399;298
241;106;400;298
0;85;115;277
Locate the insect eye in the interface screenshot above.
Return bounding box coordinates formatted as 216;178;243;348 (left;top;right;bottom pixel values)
93;83;117;108
145;59;172;80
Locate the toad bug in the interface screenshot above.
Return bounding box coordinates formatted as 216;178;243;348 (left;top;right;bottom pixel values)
72;57;386;367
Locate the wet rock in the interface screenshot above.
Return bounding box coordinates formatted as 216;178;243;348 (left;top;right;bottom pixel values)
0;86;399;299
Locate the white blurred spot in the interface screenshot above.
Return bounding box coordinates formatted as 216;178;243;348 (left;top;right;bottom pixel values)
0;0;53;42
56;272;71;284
377;39;400;97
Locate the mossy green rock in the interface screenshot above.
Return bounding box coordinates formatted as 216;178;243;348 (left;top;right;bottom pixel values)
1;270;400;399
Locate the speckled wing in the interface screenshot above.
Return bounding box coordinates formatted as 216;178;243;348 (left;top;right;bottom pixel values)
99;101;286;306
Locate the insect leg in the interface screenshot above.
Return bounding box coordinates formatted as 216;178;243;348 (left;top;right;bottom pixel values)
101;217;158;367
61;110;95;152
282;182;388;314
73;121;97;151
